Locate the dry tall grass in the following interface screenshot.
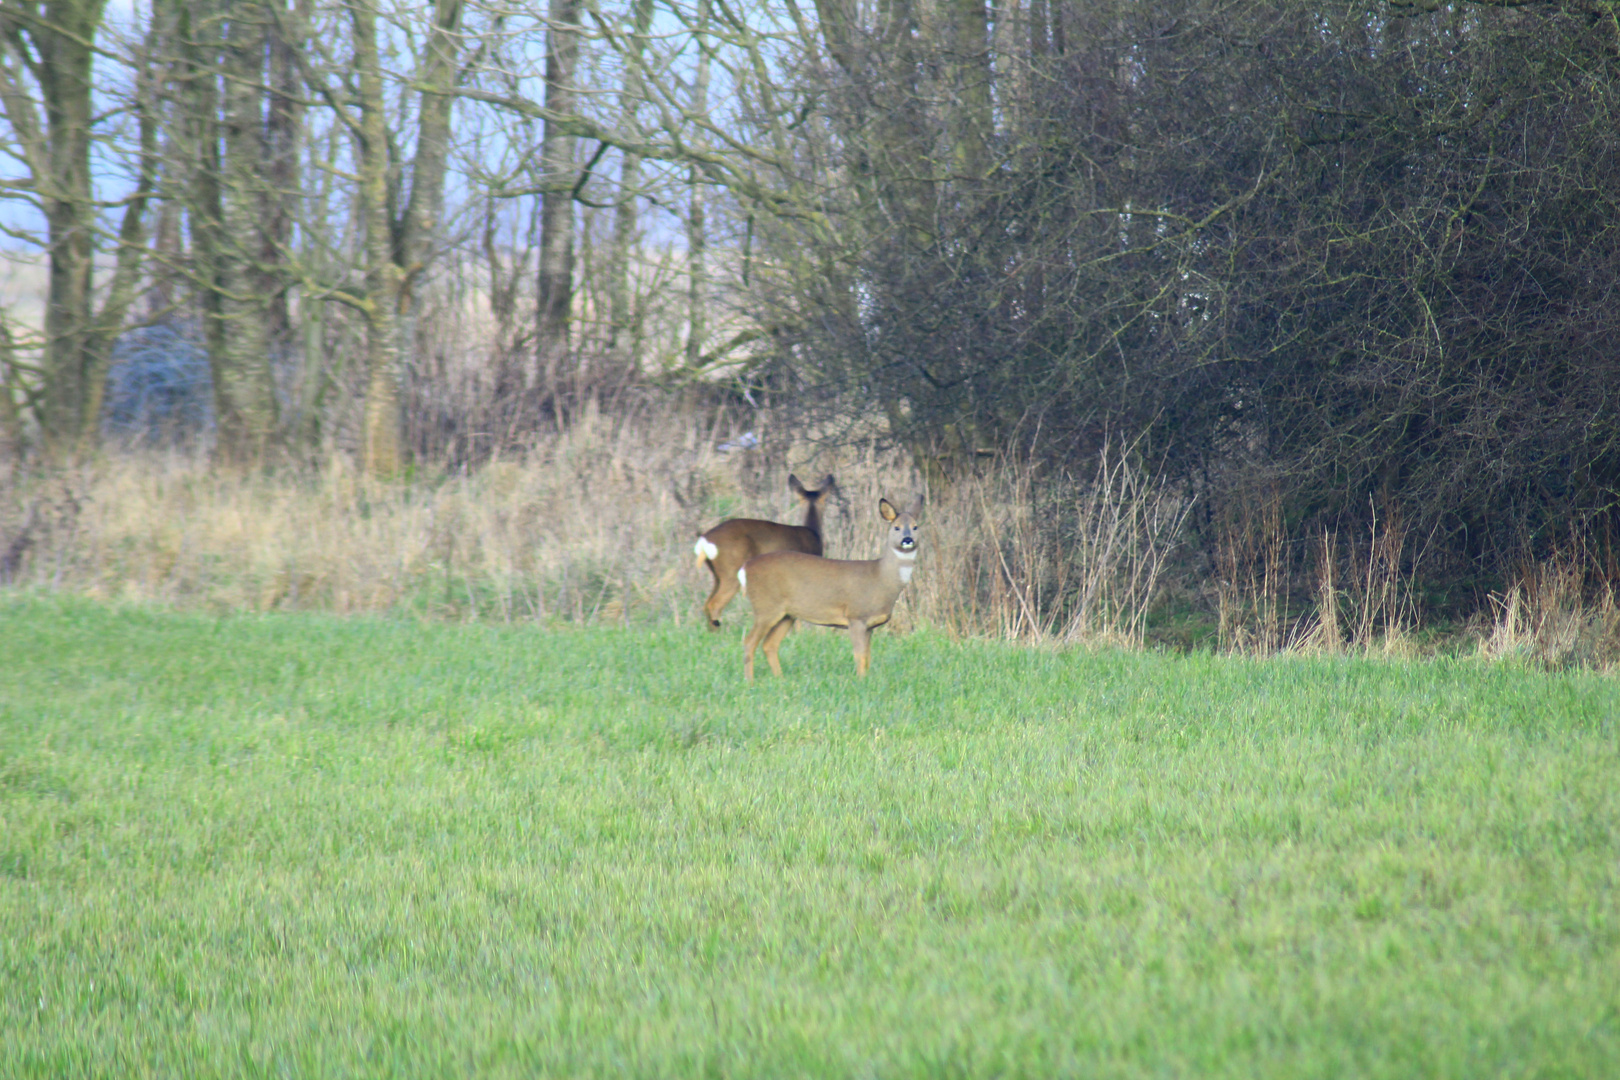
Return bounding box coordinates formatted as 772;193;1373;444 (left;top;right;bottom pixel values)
1215;497;1426;657
1483;557;1620;670
1216;491;1290;654
0;408;1189;642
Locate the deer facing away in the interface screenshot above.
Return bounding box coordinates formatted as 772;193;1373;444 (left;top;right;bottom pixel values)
738;496;921;681
692;474;835;629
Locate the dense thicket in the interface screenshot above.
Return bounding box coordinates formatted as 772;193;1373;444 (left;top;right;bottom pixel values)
758;0;1620;583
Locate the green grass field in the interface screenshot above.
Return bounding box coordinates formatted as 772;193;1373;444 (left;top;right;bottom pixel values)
2;595;1617;1078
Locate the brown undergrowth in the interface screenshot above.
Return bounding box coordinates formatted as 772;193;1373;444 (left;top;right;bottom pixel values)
0;409;1187;643
4;412;1616;669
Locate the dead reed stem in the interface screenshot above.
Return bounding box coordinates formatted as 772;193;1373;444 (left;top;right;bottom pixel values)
1216;488;1289;654
1312;527;1344;654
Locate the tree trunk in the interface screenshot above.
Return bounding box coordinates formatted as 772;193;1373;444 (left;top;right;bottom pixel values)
351;0;404;475
400;0;461;276
685;0;710;370
262;0;306;427
536;0;581;387
946;0;991;178
180;0;270;462
396;0;462;452
0;318;21;463
218;3;278;460
608;0;653;367
9;0;105;455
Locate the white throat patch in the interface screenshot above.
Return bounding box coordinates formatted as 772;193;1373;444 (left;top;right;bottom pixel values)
898;564;914;584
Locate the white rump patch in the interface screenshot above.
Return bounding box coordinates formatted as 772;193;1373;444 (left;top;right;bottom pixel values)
694;536;719;564
899;565;914;584
737;567;748;593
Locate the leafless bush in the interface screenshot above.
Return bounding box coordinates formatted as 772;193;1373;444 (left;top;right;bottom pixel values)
1058;446;1193;646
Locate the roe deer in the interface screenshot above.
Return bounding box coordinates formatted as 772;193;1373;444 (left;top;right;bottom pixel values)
693;474;836;629
738;496;921;681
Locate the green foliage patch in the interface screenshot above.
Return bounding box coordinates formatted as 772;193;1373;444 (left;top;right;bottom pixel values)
2;596;1617;1077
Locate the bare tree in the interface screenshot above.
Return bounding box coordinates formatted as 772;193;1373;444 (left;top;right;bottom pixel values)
290;0;463;475
0;0;157;455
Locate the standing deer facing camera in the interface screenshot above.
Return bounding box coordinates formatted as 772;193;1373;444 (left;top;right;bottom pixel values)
738;497;921;681
693;474;836;629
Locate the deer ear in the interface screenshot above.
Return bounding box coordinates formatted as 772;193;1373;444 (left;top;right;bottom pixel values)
820;475;837;492
908;496;925;518
788;474;807;497
879;498;899;522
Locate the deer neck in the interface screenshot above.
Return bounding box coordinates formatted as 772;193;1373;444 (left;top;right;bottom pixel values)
881;540;917;588
801;499;823;539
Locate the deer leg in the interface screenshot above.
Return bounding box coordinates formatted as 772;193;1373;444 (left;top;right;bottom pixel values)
743;614;770;682
703;560;740;629
762;616;795;677
849;620;872;677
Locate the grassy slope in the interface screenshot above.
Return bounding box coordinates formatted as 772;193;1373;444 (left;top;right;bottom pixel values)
1;596;1617;1078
